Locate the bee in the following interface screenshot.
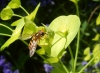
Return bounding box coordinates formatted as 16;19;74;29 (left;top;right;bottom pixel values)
28;30;45;57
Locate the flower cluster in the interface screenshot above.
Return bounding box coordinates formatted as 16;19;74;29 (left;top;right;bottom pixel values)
0;55;19;73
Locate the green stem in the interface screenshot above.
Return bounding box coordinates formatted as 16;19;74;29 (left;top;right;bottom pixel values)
74;29;80;72
5;51;19;69
75;2;79;17
0;23;13;32
73;0;80;72
57;37;69;73
13;14;23;18
36;52;65;73
20;39;28;46
79;49;100;73
59;59;69;73
52;37;62;47
0;33;11;37
20;5;29;15
68;46;74;72
21;40;65;73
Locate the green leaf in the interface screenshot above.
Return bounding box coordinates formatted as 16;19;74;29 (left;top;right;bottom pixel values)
96;13;100;25
26;3;40;20
44;57;59;63
0;18;24;51
84;47;90;55
92;44;100;64
11;18;23;26
84;54;91;61
83;47;91;61
36;48;45;55
21;18;37;40
0;6;14;20
92;34;100;41
49;15;81;57
8;0;21;9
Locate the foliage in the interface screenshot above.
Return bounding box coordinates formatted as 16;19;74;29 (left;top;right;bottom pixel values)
0;0;100;73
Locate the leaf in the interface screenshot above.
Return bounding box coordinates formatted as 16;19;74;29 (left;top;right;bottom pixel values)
83;47;91;61
92;44;100;64
84;54;91;61
92;34;100;41
0;6;14;20
21;18;37;40
49;15;81;57
11;18;23;26
0;18;24;51
44;57;59;63
26;3;40;20
96;13;100;25
8;0;21;9
84;47;90;55
36;48;45;55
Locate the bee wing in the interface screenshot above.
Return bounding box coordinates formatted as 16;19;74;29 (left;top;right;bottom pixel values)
29;40;37;57
29;46;36;57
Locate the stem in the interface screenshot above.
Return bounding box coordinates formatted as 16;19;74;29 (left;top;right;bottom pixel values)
5;51;19;69
57;37;69;73
51;37;62;47
75;2;79;17
73;1;80;72
13;14;23;18
88;5;100;23
79;49;100;73
21;39;65;73
59;59;69;73
36;52;65;73
74;29;80;72
0;23;13;32
0;33;11;37
68;46;74;72
20;39;28;46
20;5;29;15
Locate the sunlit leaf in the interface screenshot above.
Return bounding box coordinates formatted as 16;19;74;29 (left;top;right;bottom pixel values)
84;54;91;61
92;44;100;64
8;0;21;9
44;57;59;63
92;34;100;41
96;13;100;25
84;47;90;55
21;18;37;40
37;48;45;55
26;3;40;20
49;15;81;57
0;18;24;51
0;6;14;20
11;18;23;26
